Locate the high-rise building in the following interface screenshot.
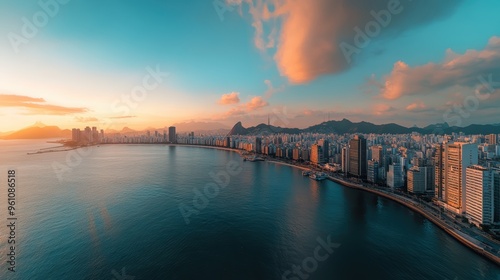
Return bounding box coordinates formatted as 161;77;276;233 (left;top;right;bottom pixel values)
371;145;383;162
387;162;403;189
342;146;349;174
435;143;445;200
318;139;329;163
72;128;81;143
367;160;378;183
168;126;177;143
445;143;478;214
310;144;323;164
92;127;98;144
408;166;426;194
255;137;262;154
487;134;498;145
84;126;92;144
348;135;367;178
466;165;494;226
494;170;500;224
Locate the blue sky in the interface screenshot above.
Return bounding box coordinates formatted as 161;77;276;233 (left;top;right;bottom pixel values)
1;0;499;131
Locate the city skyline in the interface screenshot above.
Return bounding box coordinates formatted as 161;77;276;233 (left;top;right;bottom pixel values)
1;0;500;132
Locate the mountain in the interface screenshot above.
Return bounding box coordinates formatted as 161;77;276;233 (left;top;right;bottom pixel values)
228;119;500;136
304;119;415;134
228;122;248;135
1;125;71;140
228;122;301;135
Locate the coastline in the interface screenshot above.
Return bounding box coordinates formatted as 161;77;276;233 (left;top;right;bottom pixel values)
39;142;500;266
265;156;500;266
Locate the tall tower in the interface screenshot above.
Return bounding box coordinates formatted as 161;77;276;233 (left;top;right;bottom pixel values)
318;139;329;163
371;145;383;163
348;135;367;178
434;143;445;201
466;165;494;226
168;126;177;144
445;142;478;214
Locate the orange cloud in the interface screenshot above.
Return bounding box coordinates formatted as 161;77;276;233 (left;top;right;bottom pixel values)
0;94;88;115
406;102;427;112
246;96;268;110
376;36;500;99
373;104;395;116
232;0;462;84
218;92;241;105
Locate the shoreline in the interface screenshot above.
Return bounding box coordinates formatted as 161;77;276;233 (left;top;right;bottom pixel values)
263;155;500;266
31;142;500;266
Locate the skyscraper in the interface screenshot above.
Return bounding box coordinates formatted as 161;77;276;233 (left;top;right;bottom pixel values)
310;144;323;164
367;160;378;183
348;135;367;178
494;169;500;224
318;139;329;163
371;145;383;162
168;126;177;143
255;137;262;154
408;166;426;194
387;162;403;189
487;134;498;145
435;143;445;200
466;165;494;226
342;146;349;174
445;142;478;214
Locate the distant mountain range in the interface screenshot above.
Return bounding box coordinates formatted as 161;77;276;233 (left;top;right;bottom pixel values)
0;121;230;140
228;119;500;136
2;119;499;140
1;123;71;140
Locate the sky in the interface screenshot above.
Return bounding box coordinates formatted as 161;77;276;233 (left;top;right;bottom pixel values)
0;0;499;132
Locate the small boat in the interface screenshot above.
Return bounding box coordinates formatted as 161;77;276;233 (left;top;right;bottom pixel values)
309;172;327;181
247;156;264;162
302;170;311;176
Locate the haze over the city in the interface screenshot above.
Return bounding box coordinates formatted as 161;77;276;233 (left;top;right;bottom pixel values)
1;0;499;132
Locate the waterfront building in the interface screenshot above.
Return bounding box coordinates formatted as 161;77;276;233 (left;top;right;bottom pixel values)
408;166;426;194
255;137;262;154
367;160;378;183
84;126;91;144
310;144;323;164
342;146;349;174
387;162;403;189
445;143;478;214
466;165;494;226
318;139;329;163
435;143;446;201
494;169;500;224
72;128;81;143
169;126;177;143
348;135;367;178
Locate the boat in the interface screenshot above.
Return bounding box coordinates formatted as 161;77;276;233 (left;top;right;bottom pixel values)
247;156;264;162
309;172;327;181
302;170;311;176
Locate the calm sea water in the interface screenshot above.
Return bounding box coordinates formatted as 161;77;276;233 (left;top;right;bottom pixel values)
0;140;499;280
